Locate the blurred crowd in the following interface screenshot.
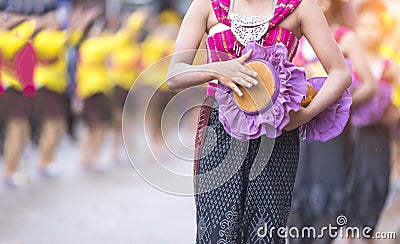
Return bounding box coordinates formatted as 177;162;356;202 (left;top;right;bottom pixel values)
0;1;183;187
1;0;400;243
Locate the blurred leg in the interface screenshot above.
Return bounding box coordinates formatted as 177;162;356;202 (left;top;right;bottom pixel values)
81;127;93;166
93;124;108;157
3;118;30;179
81;93;111;170
38;119;66;169
82;125;109;166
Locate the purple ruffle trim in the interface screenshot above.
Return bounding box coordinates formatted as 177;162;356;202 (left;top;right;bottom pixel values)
350;81;392;127
299;77;352;142
215;41;307;141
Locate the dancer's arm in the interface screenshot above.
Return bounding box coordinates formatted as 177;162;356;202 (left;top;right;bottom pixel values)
0;12;27;30
380;60;400;126
167;0;258;97
285;0;352;130
340;32;377;107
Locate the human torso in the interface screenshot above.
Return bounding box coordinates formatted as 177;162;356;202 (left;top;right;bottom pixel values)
108;30;141;90
33;30;69;93
76;35;112;98
205;0;302;63
0;22;36;91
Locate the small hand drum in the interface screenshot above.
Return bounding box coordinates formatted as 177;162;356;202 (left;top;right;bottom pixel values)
301;83;318;107
233;60;279;112
215;41;349;142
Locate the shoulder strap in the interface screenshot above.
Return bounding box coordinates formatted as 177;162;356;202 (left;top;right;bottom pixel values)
334;26;351;43
269;0;302;28
211;0;231;26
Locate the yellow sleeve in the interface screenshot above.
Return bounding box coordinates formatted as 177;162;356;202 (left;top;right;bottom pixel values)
0;31;28;60
126;11;147;37
11;19;36;40
33;30;67;60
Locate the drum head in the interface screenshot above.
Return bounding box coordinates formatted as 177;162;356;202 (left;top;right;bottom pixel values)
301;83;318;107
233;60;276;112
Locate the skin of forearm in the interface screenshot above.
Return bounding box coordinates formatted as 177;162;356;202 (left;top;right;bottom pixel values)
167;62;220;90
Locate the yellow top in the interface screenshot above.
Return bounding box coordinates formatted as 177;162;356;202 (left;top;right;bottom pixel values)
140;35;176;91
33;30;69;93
76;35;112;98
0;21;36;90
11;19;36;40
380;44;400;108
69;30;84;46
108;30;141;90
126;10;147;37
33;30;67;60
159;10;183;25
0;31;28;60
0;58;23;90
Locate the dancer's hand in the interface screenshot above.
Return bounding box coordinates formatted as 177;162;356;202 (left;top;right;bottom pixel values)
210;49;259;97
284;108;313;131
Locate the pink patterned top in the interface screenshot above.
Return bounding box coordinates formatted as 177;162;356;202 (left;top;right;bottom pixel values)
206;0;301;63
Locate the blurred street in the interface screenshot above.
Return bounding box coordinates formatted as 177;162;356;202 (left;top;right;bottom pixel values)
0;130;196;244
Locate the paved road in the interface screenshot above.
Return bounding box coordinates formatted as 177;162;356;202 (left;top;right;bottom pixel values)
0;135;197;244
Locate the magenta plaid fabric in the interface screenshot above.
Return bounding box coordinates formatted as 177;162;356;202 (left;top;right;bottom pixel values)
206;0;301;63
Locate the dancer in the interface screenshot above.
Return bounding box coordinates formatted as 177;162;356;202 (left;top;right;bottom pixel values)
141;9;182;154
167;0;351;243
32;7;101;177
289;0;377;243
346;1;400;242
0;18;37;187
108;10;146;164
